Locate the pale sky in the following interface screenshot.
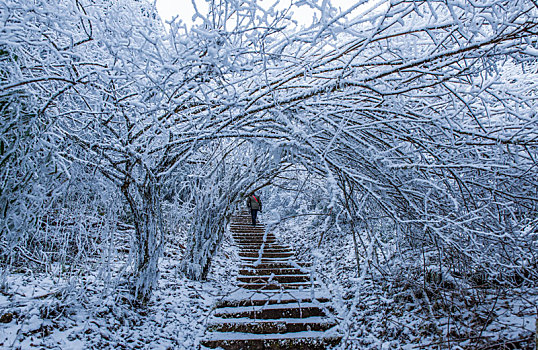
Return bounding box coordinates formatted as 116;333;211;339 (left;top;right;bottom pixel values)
155;0;376;29
155;0;314;28
155;0;197;25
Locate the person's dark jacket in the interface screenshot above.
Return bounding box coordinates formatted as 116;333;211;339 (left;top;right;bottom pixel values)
246;195;262;211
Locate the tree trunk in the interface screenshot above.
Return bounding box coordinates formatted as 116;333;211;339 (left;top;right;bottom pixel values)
122;182;163;303
180;207;225;280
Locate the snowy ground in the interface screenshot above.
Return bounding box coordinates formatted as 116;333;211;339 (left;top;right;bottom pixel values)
0;233;240;350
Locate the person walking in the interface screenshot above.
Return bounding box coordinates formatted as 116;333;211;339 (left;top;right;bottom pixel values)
246;192;262;226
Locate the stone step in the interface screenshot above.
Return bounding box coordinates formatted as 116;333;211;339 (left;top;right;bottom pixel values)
233;236;277;241
237;245;279;250
233;233;274;238
230;222;265;225
236;243;278;247
235;238;278;248
238;248;292;253
236;242;280;246
201;331;341;350
240;262;312;269
216;297;331;308
236;244;290;251
239;256;291;261
237;274;310;284
231;216;257;220
238;252;293;258
230;224;265;233
230;222;266;226
230;230;268;235
239;267;307;276
207;316;337;333
232;234;269;238
232;232;275;237
235;239;274;243
238;251;294;258
214;302;327;319
237;282;314;290
239;259;292;265
230;223;264;227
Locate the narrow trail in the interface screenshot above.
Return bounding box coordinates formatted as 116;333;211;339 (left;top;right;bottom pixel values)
201;211;341;349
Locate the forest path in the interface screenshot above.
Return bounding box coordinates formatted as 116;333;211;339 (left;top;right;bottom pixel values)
201;211;341;349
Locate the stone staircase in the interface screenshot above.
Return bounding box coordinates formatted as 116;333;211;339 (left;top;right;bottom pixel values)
201;212;341;349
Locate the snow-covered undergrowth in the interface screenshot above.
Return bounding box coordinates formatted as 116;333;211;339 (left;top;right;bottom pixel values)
2;210;535;350
0;229;240;349
270;211;537;350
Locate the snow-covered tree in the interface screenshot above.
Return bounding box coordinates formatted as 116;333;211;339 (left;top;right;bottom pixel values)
1;0;536;305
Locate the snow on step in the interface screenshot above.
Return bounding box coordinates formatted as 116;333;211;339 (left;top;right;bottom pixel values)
211;303;325;319
202;331;341;350
239;247;292;252
239;257;292;261
216;301;326;311
221;289;331;302
237;283;315;290
240;262;312;269
215;289;332;308
238;252;294;258
237;274;310;281
209;316;330;325
239;268;307;276
207;316;337;333
204;330;339;341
